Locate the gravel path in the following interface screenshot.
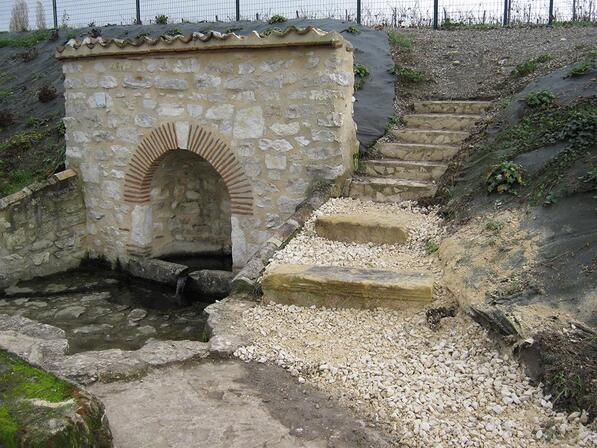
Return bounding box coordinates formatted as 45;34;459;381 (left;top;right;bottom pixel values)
237;197;597;446
270;198;445;276
235;305;597;447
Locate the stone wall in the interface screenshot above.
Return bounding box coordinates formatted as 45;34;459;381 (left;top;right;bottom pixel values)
0;170;87;289
57;28;358;268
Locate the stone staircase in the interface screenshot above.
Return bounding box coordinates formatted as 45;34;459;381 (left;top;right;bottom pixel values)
346;100;492;203
262;100;493;309
262;212;434;309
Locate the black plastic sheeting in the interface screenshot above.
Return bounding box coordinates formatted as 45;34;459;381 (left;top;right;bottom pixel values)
65;19;396;150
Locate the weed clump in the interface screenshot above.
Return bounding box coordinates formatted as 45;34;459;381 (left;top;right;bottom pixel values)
524;90;555;109
155;14;168;24
512;54;551;77
425;239;439;254
343;26;360;34
387;31;411;48
260;27;281;37
165;28;182;36
268;15;287;24
0;30;50;48
485;219;504;232
486;161;524;194
392;65;425;83
37;85;57;103
353;63;370;91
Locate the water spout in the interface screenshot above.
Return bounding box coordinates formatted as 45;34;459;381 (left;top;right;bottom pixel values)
174;275;188;304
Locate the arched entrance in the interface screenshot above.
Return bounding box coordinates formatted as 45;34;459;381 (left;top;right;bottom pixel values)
123;123;253;267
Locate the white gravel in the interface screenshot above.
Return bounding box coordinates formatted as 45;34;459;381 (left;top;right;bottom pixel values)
270;198;445;276
235;305;597;448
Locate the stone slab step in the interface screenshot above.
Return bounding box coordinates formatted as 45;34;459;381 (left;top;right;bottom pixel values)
391;129;469;145
347;177;436;202
314;213;409;245
377;142;459;161
360;159;448;182
413;100;492;115
262;264;433;309
403;113;482;131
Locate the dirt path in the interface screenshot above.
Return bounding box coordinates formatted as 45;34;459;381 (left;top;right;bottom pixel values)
90;359;389;448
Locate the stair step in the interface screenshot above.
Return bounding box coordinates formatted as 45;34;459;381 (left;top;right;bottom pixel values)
360;159;448;182
314;213;409;245
347;177;436;202
262;264;433;309
403;113;482;131
413;100;492;115
391;128;469;145
377;142;459;161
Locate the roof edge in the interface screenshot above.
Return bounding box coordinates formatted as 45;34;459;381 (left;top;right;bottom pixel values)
55;26;351;60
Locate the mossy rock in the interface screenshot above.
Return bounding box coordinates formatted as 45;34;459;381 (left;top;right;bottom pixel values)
0;349;112;447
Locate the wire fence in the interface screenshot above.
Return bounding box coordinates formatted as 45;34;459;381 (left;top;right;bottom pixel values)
1;0;595;31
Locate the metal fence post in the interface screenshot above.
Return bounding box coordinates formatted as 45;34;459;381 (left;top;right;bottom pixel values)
236;0;240;21
548;0;554;24
52;0;58;28
503;0;510;26
135;0;141;24
356;0;361;24
433;0;439;29
572;0;577;21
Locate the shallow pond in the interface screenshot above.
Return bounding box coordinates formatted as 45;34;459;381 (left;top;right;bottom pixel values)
0;264;219;354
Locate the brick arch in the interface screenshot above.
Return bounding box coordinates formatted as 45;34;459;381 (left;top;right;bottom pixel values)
123;123;253;215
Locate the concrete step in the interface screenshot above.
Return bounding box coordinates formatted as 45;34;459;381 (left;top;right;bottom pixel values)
377;142;459;161
359;159;448;182
413;100;492;115
347;177;436;202
262;264;433;309
403;113;482;131
314;213;409;245
391;128;469;145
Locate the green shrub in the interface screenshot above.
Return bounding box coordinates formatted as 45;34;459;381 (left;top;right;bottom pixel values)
155;14;168;24
268;15;286;24
387;31;411;48
343;26;360;35
486;161;524;194
353;63;370;90
524;90;555;109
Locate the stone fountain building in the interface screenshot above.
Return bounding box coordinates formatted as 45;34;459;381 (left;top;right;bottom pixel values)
55;27;357;268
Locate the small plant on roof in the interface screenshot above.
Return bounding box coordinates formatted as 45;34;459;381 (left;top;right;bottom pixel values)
165;28;182;36
486;161;524;195
260;27;281;37
268;15;286;24
353;63;370;91
135;31;150;40
155;14;168;25
524;90;555;109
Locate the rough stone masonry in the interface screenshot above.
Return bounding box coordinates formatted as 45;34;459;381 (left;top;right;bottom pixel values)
55;27;358;268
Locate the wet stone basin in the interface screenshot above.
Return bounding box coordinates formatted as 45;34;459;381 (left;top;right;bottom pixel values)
0;268;214;354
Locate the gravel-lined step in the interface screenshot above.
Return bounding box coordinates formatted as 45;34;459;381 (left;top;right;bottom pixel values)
314;212;409;245
360;159;448;182
347;177;436;202
391;128;469;145
377;142;460;161
403;113;483;131
262;264;434;309
413;100;492;115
